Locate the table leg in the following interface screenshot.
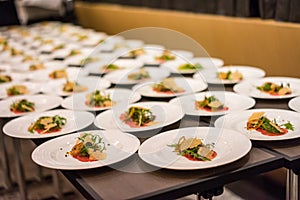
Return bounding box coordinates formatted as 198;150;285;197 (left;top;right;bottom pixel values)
286;169;298;200
0;133;12;190
13;138;27;200
52;170;63;199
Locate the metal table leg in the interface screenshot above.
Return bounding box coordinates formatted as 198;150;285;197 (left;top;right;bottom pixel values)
286;169;298;200
13;138;27;200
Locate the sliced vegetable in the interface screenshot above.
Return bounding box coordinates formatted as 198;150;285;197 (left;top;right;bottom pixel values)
28;115;67;134
120;106;155;127
10;99;35;113
152;78;184;93
195;95;228;112
256;82;291;96
85;90;114;107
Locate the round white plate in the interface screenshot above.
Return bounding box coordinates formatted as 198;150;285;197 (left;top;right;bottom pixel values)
94;101;184;132
103;67;170;85
160;57;223;74
233;77;300;99
195;66;266;85
138;127;251;170
31;129;140;170
0;94;63;118
84;59;143;75
132;77;207;98
27;67;89;82
214;108;300;141
0;81;41;99
169;91;255;116
3;109;95;139
288;97;300;112
61;88;141;111
41;76;111;96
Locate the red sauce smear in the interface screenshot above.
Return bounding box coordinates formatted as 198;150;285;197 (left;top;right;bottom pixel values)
202;106;229;112
119;113;151;128
261;91;291;96
35;128;61;134
257;128;288;136
184;151;217;161
72;155;95;162
11;109;34;114
152;88;185;94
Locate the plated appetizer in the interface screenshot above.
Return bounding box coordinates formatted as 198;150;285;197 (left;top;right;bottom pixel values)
10;99;35;113
0;75;12;83
67;132;106;162
217;70;243;81
85;90;114;108
29;63;45;71
128;48;145;57
62;80;88;93
246;112;294;136
155;50;176;63
256;82;291;96
195;95;228;112
120;106;156;128
127;68;150;81
28;115;67;134
169;136;217;161
49;69;67;79
6;85;28;96
152;78;185;94
101;64;121;73
177;63;203;71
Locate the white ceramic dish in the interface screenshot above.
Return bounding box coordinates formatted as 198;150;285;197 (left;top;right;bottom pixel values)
138;127;251;170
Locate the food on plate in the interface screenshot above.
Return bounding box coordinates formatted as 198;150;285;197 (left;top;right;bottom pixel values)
0;75;12;83
29;63;45;71
152;78;185;93
129;48;145;57
10;48;23;56
101;64;121;73
6;85;29;96
256;82;291;96
67;132;106;162
155;50;176;62
195;95;228;112
49;69;67;79
80;57;99;65
62;80;88;93
67;50;81;57
177;63;203;71
28;115;67;134
246;112;294;136
120;106;156;128
127;68;150;81
85;90;114;107
168;136;217;161
10;99;35;113
217;70;243;81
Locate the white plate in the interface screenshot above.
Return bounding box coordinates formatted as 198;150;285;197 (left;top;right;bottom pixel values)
0;81;41;99
84;59;143;75
94;101;184;132
3;109;95;139
214;108;300;141
61;88;141;111
31;129;140;170
288;97;300;112
160;57;223;74
132;77;207;98
233;77;300;99
27;67;89;82
103;67;170;85
138;127;251;170
0;94;63;118
41;76;111;96
195;66;266;85
169;91;255;116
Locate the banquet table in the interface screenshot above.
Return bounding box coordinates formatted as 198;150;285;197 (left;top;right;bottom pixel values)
51;84;289;200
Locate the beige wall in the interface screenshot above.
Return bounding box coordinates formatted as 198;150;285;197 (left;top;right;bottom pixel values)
75;2;300;77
